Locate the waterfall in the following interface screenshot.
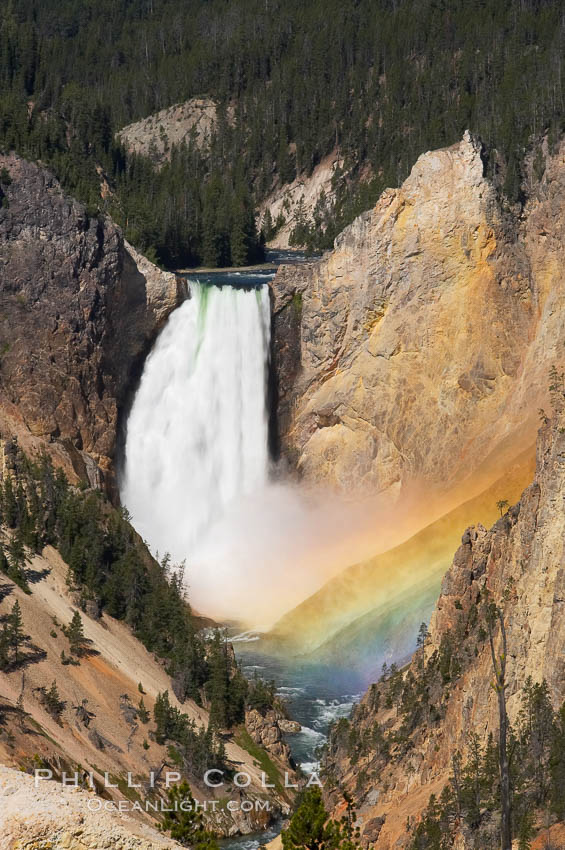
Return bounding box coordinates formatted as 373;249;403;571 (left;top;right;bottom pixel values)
121;282;271;566
122;279;383;626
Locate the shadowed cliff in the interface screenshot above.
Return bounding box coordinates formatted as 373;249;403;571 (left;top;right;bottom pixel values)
0;153;187;495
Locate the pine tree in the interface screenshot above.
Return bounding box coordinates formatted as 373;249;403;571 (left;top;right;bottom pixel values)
0;623;10;672
138;697;150;723
2;474;17;528
246;675;275;715
416;622;428;675
5;530;30;592
460;733;484;828
161;780;219;849
277;132;296;185
205;631;230;731
550;702;565;819
517;809;535;850
44;680;65;723
518;677;554;805
262;207;275;242
215;733;227;767
282;788;329;850
482;733;501;808
67;610;87;656
289;196;310;248
8;599;24;665
230;210;248;267
154;690;176;743
282;788;363;850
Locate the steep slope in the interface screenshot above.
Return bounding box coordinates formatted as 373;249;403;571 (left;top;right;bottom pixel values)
0;543;294;840
270;133;565;522
0;153;186;495
118;97;226;165
323;413;565;848
259;152;343;249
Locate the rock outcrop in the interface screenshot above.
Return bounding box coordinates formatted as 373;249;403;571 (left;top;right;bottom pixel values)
324;411;565;848
0;153;186;493
259;151;343;249
245;708;301;764
118;97;226;165
270;132;565;515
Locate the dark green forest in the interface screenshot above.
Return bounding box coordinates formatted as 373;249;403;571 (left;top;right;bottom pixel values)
1;0;565;265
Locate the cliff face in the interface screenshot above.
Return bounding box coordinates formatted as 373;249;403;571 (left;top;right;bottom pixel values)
245;707;301;764
324;413;565;848
270;132;565;512
0;153;186;493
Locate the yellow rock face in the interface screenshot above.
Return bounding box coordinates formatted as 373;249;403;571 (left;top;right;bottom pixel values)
271;132;565;525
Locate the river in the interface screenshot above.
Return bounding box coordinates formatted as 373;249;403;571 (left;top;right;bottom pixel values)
222;633;364;850
122;248;363;850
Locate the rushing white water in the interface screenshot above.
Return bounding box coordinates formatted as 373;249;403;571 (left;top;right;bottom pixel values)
121;282;271;565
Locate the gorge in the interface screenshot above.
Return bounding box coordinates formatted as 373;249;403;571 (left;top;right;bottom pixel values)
3;127;565;849
119;130;565;670
4;2;565;847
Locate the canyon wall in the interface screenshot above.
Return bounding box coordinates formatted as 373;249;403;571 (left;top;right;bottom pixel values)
270;132;565;515
0;539;294;844
0;153;186;493
324;411;565;848
0;154;297;844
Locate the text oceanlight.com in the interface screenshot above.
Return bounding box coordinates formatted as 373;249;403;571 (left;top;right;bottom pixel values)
86;798;273;814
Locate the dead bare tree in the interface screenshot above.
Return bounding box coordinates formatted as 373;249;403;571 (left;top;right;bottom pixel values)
487;602;512;850
72;698;95;728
